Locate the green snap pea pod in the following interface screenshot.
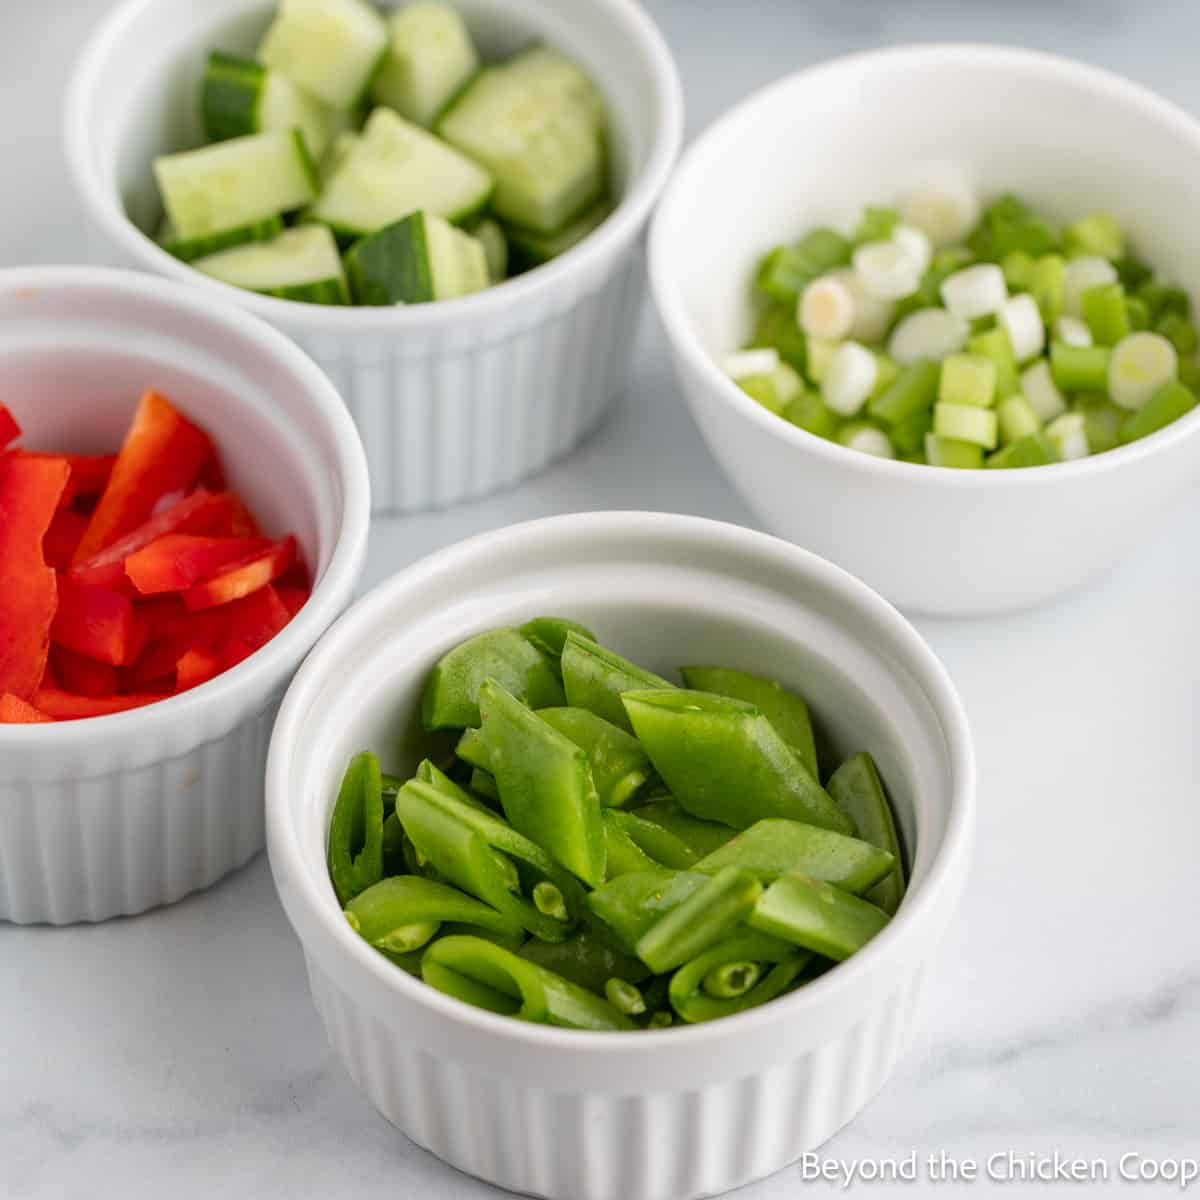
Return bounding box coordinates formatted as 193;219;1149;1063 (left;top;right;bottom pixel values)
631;801;738;858
668;931;809;1024
519;926;650;993
679;666;819;778
749;873;890;961
346;875;524;958
636;866;764;974
381;772;405;800
561;632;674;732
455;727;490;771
603;808;701;870
395;780;583;942
694;818;893;894
603;814;661;878
381;812;407;877
415;758;494;814
470;767;501;803
826;752;907;915
519;617;597;675
422;935;637;1031
586;867;708;953
422;628;565;730
328;751;385;905
477;679;606;886
622;689;853;834
537;707;652;808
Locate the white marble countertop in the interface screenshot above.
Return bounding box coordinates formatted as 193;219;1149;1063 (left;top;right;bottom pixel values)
5;2;1200;1196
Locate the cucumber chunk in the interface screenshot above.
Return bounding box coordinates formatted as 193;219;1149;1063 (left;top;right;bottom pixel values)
506;200;611;268
473;217;508;282
154;130;319;242
345;210;488;305
438;47;607;234
158;214;285;264
258;0;388;112
372;2;480;128
191;225;350;304
202;51;338;158
309;107;493;239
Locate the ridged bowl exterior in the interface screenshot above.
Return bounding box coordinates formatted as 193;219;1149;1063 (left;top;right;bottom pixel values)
267;513;974;1199
0;267;370;925
66;0;684;513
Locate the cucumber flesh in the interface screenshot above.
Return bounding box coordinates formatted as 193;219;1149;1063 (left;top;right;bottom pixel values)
309;107;492;238
372;3;479;128
437;48;607;234
505;46;608;134
158;214;286;263
345;210;488;305
473;217;508;283
507;199;610;268
202;51;337;158
191;224;350;304
154;130;318;241
258;0;388;112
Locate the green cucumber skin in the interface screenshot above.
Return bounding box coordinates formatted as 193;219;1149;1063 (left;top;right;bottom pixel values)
268;277;351;305
292;128;323;196
161;215;285;263
345;213;434;304
202;51;265;143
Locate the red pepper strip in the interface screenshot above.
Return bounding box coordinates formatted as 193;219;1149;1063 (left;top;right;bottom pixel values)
49;646;120;698
183;537;297;611
72;390;214;564
51;578;144;667
70;489;255;589
0;692;52;723
276;586;309;619
194;451;227;493
0;405;20;449
219;585;291;667
32;688;167;720
0;454;69;698
18;452;118;508
43;508;89;571
175;648;221;692
124;635;200;691
125;534;271;595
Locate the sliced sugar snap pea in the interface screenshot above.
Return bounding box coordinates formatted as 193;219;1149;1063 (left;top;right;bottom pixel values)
749;873;890;961
630;801;736;859
826;752;907;914
416;757;494;813
586;867;708;953
668;931;809;1024
519;616;597;675
381;812;407;877
561;632;673;732
423;935;637;1031
537;707;652;808
470;766;500;803
680;666;819;778
455;726;490;771
603;814;661;878
519;926;650;993
422;627;565;730
694;818;893;894
477;679;606;886
603;808;702;870
636;866;763;974
622;689;853;834
328;751;385;905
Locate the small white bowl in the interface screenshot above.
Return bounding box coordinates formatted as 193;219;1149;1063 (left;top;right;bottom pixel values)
266;512;973;1200
66;0;683;514
0;266;369;925
650;46;1200;615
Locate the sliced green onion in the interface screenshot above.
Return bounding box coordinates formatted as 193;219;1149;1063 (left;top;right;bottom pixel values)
1107;331;1177;410
1050;342;1111;392
798;275;855;340
1002;249;1035;291
805;336;840;384
784;391;840;439
822;342;878;416
868;358;939;424
723;348;779;380
890;407;934;456
940;263;1007;320
997;394;1040;443
1137;280;1190;322
939;353;997;408
1078;398;1126;453
1045;412;1090;460
933;402;998;449
1081;281;1130;346
985;431;1058;468
852;206;899;245
1125;296;1151;332
1155;312;1198;356
852;240;921;300
1030;254;1066;323
887;307;968;365
1062;255;1118;318
1064;211;1124;260
1118;380;1197;444
1020;359;1067;424
837;422;896;458
997;293;1046;362
1054;315;1093;347
925;432;983;469
967;326;1020;398
901;174;980;247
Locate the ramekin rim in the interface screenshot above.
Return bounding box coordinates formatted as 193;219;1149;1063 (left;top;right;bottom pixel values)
0;264;370;750
64;0;684;332
648;42;1200;488
266;510;975;1053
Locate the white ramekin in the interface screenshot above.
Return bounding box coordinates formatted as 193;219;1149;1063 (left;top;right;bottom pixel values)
0;266;369;925
650;46;1200;616
266;512;973;1200
65;0;683;514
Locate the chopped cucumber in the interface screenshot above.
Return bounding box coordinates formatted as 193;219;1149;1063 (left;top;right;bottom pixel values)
309;107;493;238
506;200;610;268
258;0;388;111
438;47;606;234
345;210;488;304
372;2;480;128
202;52;337;158
191;225;350;304
154;130;319;242
472;217;508;283
158;214;285;263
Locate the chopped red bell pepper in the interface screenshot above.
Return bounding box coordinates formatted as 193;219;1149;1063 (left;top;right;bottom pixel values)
218;584;292;667
0;454;69;698
43;508;89;571
124;534;272;595
51;578;145;667
0;692;52;723
0;404;20;449
194;451;227;493
276;586;308;619
50;646;120;698
72;391;213;564
32;688;167;720
175;648;221;692
183;536;297;611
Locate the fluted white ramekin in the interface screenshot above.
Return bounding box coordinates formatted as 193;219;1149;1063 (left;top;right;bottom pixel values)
0;267;370;925
266;512;974;1200
65;0;684;514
